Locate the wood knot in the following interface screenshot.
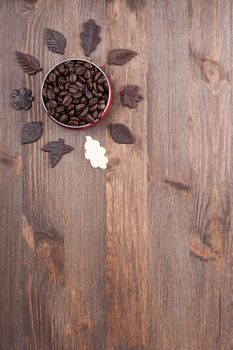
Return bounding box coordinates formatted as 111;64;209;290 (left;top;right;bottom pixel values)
163;179;191;193
203;217;226;254
64;320;92;336
201;58;225;84
189;236;218;262
0;145;22;175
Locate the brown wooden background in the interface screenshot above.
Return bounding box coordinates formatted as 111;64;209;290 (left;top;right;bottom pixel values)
0;0;233;349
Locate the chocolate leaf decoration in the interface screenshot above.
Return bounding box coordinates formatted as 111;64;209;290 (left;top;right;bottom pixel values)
109;123;135;144
10;88;34;110
15;51;42;75
42;138;73;167
22;121;43;144
120;85;143;108
46;28;67;54
108;49;137;65
80;19;101;56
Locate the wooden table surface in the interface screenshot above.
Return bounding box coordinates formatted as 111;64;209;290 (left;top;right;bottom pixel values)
1;0;232;349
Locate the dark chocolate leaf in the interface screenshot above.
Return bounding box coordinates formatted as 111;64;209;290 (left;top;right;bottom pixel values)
109;123;135;144
46;28;67;54
15;51;42;75
10;88;34;111
120;85;143;108
108;49;137;65
80;19;101;56
42;138;73;167
22;121;43;144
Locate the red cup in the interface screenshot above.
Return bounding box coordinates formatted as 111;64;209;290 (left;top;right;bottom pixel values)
41;58;112;130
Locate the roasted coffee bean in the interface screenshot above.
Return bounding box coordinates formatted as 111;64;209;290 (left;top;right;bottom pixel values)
51;99;58;107
98;103;106;111
58;64;65;73
59;90;68;97
92;90;98;97
75;103;86;111
84;69;91;80
68;109;75;117
72;98;80;104
67;104;75;112
89;103;98;112
78;76;86;83
68;119;80;126
58;77;66;85
92;110;98;119
97;76;106;84
71;92;82;99
80;96;88;104
86;80;93;90
46;100;57;108
85;114;95;123
76;66;86;75
48;106;56;116
103;81;109;91
54;86;59;95
80;106;89;117
94;71;102;81
54;113;60;120
84;62;92;69
68;85;79;94
42;88;48;98
69;73;77;83
70;116;80;122
75;81;85;90
85;90;93;99
54;69;60;76
56;106;65;114
48;90;56;100
43;60;109;126
66;61;73;68
97;84;104;93
60;114;69;123
63;95;72;107
89;98;98;106
48;72;57;83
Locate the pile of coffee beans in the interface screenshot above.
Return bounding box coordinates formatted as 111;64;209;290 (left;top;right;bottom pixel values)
42;60;109;127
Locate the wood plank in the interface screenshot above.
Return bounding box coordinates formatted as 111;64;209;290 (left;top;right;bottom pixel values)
0;1;24;349
147;1;191;349
188;0;231;349
105;1;149;349
17;1;107;349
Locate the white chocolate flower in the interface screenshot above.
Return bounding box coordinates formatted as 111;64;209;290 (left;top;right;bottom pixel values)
84;136;108;169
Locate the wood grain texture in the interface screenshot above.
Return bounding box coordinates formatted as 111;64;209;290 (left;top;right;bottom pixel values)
0;0;232;349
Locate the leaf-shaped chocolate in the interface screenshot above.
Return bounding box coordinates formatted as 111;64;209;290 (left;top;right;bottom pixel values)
10;88;34;110
120;85;143;108
109;123;135;144
108;49;137;65
80;19;101;56
46;28;67;54
15;51;42;75
42;138;73;167
22;121;43;144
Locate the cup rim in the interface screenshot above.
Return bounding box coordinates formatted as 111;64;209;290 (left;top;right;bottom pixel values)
41;58;112;130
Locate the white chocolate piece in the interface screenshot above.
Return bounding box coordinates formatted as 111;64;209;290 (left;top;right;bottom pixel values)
84;136;109;169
